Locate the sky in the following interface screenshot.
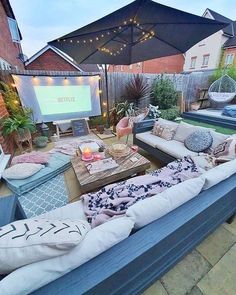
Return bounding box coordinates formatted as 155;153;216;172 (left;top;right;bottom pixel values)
10;0;236;58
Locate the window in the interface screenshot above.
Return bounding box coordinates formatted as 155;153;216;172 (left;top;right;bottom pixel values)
120;65;124;71
202;54;210;67
0;58;11;70
136;62;141;69
225;53;235;65
7;18;20;42
129;64;133;70
190;57;197;69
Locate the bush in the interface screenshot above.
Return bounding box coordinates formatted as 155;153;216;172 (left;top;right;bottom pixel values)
160;107;180;121
152;75;178;109
209;65;236;85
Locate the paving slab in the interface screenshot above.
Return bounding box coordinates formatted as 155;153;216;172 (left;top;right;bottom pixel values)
143;281;168;295
188;286;204;295
161;250;211;295
198;244;236;295
223;218;236;237
196;226;236;265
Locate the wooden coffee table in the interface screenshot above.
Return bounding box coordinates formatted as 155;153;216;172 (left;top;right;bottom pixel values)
71;151;151;193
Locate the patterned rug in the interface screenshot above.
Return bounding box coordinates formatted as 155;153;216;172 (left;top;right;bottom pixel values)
18;173;68;218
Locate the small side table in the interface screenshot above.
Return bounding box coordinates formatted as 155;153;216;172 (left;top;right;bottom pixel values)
0;195;26;227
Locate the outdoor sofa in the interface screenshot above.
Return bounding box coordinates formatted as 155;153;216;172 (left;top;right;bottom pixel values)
0;161;236;294
133;118;230;164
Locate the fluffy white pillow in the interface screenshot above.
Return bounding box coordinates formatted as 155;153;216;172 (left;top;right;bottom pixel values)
0;218;90;274
3;163;44;180
0;216;134;295
202;158;236;190
126;176;205;229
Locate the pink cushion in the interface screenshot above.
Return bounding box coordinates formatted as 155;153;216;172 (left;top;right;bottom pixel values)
11;152;50;165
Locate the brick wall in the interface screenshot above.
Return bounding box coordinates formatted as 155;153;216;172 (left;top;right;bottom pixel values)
26;49;79;71
109;54;184;74
0;0;24;70
0;93;14;154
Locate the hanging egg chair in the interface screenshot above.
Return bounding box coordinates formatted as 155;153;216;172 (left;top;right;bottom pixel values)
208;74;236;104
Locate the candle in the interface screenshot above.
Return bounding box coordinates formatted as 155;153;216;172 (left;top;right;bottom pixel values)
83;147;92;159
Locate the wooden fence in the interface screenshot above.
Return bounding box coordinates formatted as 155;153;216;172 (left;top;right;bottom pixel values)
0;69;214;111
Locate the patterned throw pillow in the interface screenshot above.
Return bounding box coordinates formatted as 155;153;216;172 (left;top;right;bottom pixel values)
211;138;236;160
184;130;213;152
152;123;175;141
0;218;90;274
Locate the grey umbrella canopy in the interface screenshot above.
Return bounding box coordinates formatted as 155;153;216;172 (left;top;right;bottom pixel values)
48;0;228;65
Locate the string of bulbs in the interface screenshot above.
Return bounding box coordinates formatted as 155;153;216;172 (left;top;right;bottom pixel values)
56;18;156;56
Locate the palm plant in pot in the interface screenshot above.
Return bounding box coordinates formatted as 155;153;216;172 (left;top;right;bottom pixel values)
2;112;36;147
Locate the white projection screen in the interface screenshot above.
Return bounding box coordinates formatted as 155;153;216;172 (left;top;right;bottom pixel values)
12;74;102;123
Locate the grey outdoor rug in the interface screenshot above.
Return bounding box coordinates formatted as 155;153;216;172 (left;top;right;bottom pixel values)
18;173;68;218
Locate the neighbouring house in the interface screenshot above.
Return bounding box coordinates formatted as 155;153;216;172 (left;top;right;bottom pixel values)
222;22;236;67
184;9;236;72
108;54;184;74
25;45;101;72
0;0;25;70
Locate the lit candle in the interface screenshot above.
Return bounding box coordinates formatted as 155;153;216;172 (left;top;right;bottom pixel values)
83;147;92;159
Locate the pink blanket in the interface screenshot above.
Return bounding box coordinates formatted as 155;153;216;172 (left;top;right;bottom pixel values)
82;156;201;228
11;152;50;165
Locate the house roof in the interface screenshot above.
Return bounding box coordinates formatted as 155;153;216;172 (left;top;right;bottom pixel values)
223;21;236;48
1;0;22;40
25;45;100;72
206;9;234;36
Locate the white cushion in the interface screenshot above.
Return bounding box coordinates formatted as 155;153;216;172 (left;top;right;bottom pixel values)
38;200;86;221
202;159;236;190
0;218;90;274
136;131;163;148
155;139;198;158
174;122;214;143
0;216;134;295
126;176;205;229
210;131;229;149
136;132;197;158
3;163;44;180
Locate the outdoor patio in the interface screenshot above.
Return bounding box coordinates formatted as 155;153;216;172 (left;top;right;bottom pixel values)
0;134;235;295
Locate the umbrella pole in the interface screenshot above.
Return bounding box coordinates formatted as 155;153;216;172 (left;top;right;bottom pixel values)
104;64;110;128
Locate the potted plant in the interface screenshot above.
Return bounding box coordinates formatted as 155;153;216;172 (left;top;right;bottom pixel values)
124;74;149;107
33;136;48;148
2;112;36;145
109;101;137;131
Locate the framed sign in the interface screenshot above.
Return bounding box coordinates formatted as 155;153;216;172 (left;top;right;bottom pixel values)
71;119;89;137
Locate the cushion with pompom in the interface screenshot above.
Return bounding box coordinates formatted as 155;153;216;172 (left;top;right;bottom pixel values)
184;130;213;152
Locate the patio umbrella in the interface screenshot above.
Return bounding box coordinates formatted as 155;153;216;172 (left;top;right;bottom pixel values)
48;0;228;123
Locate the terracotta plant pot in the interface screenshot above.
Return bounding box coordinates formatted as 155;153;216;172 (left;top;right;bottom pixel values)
13;128;32;143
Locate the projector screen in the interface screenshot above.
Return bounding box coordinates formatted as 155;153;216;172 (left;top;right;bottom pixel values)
12;75;101;122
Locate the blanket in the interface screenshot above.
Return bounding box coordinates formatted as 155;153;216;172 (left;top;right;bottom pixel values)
82;156;201;228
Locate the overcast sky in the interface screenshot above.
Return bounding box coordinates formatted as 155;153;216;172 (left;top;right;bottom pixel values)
10;0;235;58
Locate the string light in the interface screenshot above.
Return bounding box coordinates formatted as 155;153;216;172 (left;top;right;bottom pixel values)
56;18;156;55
